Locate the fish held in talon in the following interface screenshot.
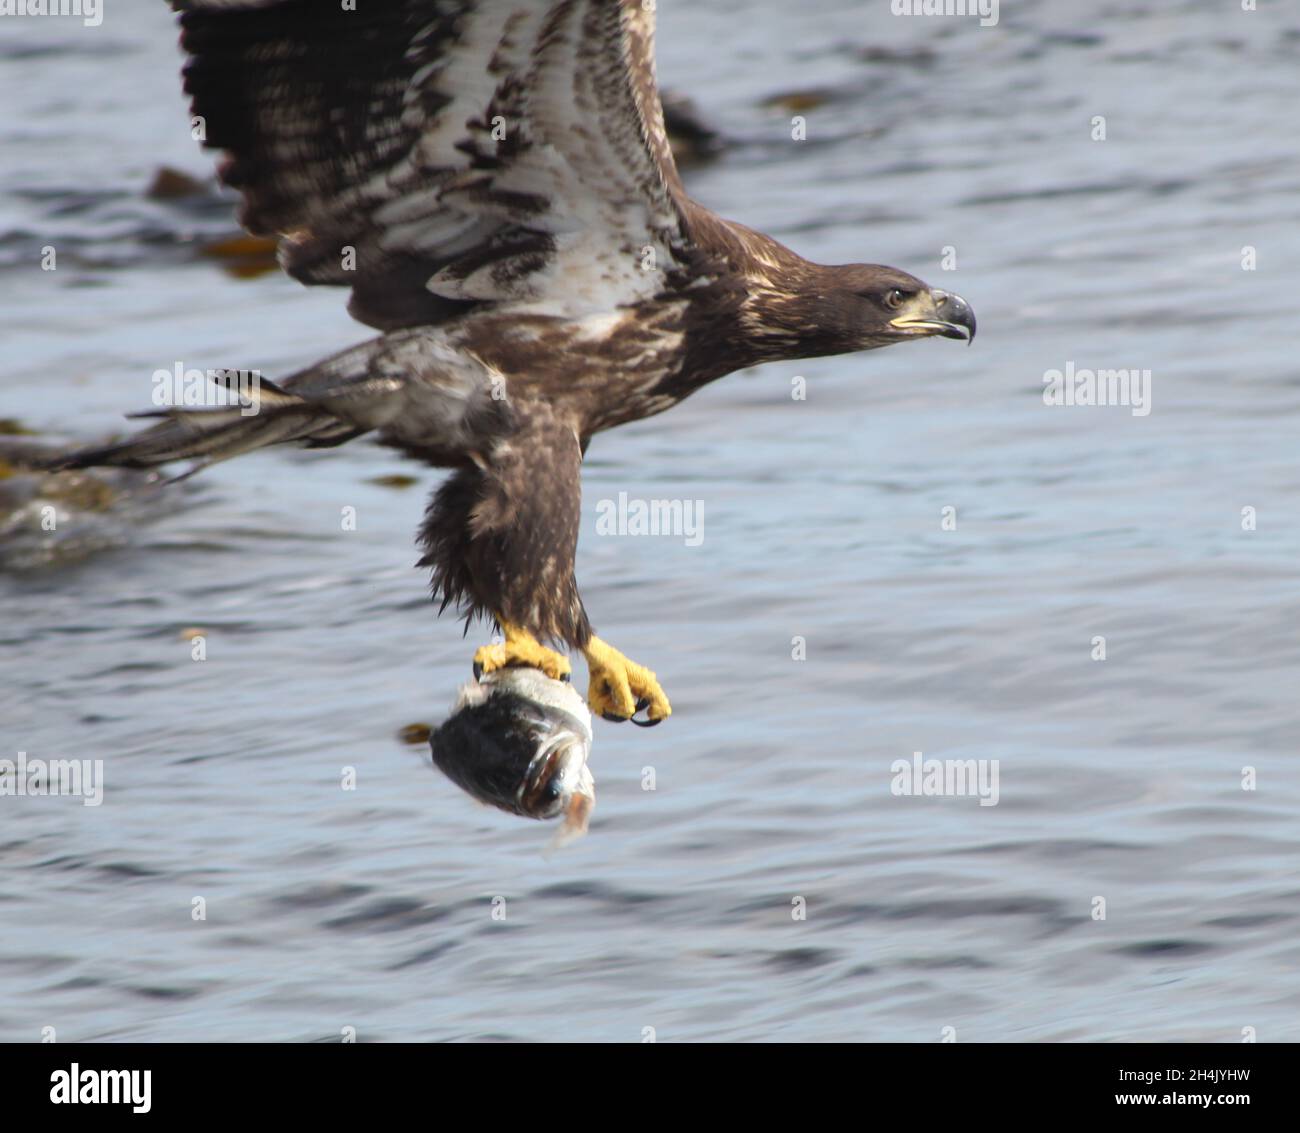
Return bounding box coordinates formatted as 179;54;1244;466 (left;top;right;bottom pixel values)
430;667;595;846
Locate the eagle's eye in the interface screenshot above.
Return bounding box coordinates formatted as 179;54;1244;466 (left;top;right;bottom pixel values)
884;289;906;309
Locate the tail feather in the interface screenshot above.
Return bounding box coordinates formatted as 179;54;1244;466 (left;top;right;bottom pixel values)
47;340;403;473
53;402;340;472
43;329;509;476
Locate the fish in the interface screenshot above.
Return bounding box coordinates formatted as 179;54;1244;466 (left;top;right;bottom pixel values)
430;666;595;846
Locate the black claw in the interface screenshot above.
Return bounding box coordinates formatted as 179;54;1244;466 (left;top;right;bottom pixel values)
559;670;571;684
627;698;664;727
472;661;484;681
601;711;630;724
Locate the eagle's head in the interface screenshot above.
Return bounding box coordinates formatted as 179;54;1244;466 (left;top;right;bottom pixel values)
842;264;974;347
737;251;976;364
809;263;976;355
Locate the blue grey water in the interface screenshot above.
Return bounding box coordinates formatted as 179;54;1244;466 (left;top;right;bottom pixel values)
1;0;1298;1042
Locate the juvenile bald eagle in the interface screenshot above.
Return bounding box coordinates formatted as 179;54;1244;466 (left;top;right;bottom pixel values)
66;0;975;725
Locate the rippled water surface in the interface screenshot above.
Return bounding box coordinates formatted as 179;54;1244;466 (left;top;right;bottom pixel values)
2;1;1299;1042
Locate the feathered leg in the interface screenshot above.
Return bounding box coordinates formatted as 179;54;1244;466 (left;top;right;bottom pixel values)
419;405;671;724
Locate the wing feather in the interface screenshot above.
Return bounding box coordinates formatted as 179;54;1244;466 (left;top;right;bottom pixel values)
172;0;698;328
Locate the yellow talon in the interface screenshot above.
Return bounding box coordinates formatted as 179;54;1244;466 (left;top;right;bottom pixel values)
473;622;571;682
583;635;671;722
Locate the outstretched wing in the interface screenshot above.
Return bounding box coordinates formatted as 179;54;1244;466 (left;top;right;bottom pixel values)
174;0;698;329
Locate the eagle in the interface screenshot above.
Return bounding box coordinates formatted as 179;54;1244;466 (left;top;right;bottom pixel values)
65;0;975;726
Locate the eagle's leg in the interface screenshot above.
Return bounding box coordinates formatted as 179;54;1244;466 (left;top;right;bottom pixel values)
421;410;665;720
583;636;672;724
473;621;572;683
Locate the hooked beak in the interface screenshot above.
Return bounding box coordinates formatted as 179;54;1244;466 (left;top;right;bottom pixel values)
890;288;976;345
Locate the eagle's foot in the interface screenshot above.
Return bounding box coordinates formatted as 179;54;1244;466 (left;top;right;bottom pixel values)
583;636;671;726
473;623;571;683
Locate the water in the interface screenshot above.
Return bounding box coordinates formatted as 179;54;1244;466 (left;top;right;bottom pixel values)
2;1;1298;1042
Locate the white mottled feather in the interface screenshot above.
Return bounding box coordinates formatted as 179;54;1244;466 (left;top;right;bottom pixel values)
179;0;693;325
